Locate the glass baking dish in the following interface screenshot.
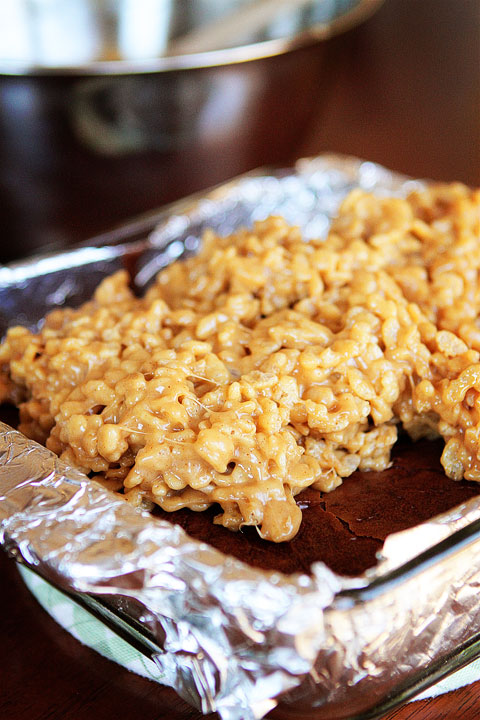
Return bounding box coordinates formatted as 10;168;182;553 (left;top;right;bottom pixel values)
2;155;480;720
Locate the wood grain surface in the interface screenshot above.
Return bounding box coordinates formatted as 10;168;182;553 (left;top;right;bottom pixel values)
1;1;479;719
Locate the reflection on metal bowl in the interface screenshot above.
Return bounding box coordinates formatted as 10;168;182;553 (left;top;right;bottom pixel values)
0;0;383;261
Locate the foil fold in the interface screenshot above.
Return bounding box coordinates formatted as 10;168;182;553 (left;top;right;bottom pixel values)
0;421;341;720
2;154;480;719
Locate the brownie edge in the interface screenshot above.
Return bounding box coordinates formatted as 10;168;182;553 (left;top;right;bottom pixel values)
2;400;479;579
153;436;480;577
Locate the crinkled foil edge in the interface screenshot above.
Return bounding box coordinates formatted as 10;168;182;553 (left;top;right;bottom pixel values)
2;155;480;720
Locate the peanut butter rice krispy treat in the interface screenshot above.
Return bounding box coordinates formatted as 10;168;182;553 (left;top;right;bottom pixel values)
1;183;479;541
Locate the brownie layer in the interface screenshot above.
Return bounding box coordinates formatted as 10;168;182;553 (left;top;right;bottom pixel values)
2;402;479;578
152;436;480;577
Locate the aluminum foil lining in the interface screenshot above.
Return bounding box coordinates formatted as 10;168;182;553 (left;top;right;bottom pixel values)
2;154;480;720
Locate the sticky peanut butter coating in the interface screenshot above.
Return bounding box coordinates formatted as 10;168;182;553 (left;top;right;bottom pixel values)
1;183;479;541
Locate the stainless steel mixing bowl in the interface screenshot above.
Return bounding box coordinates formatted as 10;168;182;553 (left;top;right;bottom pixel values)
0;0;383;261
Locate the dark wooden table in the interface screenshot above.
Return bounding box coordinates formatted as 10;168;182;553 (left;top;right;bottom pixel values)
1;1;480;719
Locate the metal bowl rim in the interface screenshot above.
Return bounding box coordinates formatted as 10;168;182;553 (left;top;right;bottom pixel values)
0;0;383;76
